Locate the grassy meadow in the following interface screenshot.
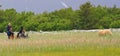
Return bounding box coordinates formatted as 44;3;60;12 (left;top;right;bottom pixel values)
0;31;120;56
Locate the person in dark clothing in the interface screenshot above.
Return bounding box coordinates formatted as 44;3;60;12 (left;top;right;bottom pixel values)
6;23;14;39
19;26;24;34
17;26;27;38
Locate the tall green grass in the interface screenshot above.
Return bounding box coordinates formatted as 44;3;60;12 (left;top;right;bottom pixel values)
0;31;120;56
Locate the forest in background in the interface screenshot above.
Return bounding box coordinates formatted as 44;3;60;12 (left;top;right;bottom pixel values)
0;2;120;32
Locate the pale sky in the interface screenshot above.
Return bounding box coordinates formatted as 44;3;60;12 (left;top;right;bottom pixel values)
1;0;120;13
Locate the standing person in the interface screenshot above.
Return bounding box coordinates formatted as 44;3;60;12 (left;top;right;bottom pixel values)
6;23;14;39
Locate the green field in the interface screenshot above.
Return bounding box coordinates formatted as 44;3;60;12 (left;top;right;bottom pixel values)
0;31;120;56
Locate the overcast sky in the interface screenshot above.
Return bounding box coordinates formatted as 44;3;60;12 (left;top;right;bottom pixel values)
1;0;120;13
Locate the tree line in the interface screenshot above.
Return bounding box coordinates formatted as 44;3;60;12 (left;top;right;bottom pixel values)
0;2;120;32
